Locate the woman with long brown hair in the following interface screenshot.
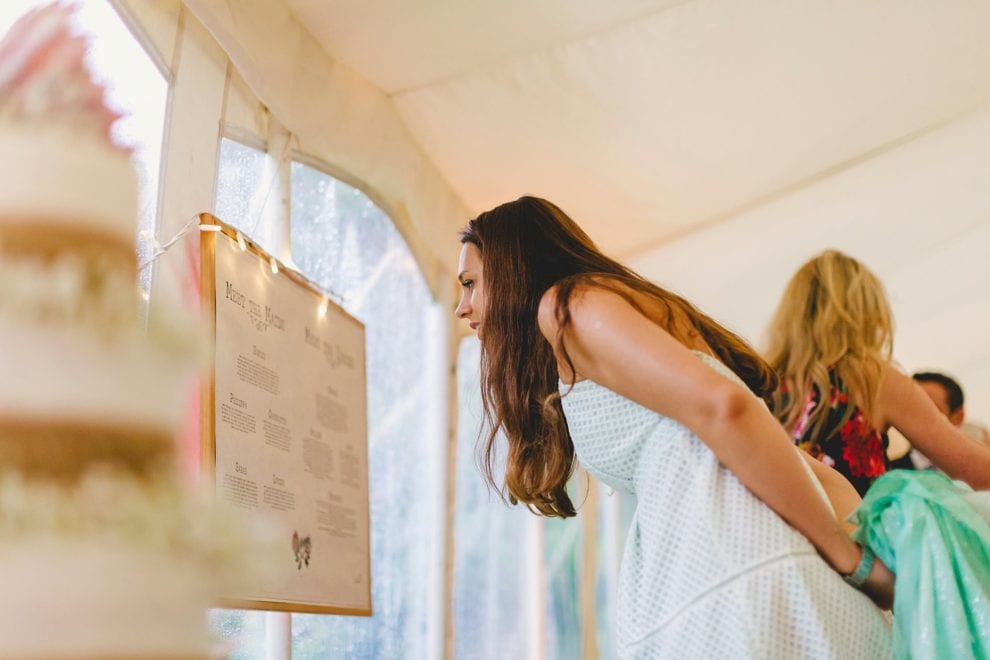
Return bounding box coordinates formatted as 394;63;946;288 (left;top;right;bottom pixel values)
766;250;990;497
455;197;892;658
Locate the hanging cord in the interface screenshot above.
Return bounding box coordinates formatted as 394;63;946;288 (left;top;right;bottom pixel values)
137;213;199;273
244;131;297;243
135;132;345;306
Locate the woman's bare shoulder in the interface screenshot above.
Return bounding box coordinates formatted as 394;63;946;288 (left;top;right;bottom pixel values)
877;364;913;401
537;276;639;342
875;363;939;429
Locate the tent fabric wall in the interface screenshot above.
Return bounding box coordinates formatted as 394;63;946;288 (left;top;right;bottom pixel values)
629;106;990;423
292;0;990;260
182;0;472;300
177;0;990;413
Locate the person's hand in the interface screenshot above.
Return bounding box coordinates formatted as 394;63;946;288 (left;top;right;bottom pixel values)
858;552;895;610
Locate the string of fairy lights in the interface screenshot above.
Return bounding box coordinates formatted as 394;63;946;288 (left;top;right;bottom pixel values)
138;220;338;320
135;132;343;318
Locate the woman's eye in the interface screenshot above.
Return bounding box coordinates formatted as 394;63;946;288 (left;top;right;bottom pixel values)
462;280;473;289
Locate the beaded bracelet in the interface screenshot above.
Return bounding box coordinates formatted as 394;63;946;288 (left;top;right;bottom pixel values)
842;546;875;588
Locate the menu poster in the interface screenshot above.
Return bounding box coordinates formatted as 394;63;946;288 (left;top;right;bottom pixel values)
202;217;371;615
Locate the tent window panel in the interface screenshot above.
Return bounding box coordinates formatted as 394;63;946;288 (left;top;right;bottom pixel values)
208;136;275;660
544;507;583;659
213;137;278;254
595;488;629;660
453;336;541;659
208;609;265;660
290;161;443;658
290;161;396;315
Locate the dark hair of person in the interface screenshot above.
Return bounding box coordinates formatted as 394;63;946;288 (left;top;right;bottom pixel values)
912;371;964;413
459;195;777;518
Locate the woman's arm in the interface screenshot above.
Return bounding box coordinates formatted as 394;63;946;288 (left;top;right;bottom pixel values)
538;285;863;574
798;450;862;533
878;367;990;489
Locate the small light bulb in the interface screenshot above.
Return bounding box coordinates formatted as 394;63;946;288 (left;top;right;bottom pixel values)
318;297;328;318
270;257;279;275
199;224;222;232
237;232;247;251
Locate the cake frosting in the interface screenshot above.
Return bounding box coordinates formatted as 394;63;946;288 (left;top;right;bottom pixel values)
0;1;184;471
0;4;235;657
0;1;135;244
0;126;137;242
0;470;229;658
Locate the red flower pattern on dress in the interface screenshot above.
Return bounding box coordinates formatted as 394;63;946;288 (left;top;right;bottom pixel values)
839;411;886;478
787;374;885;484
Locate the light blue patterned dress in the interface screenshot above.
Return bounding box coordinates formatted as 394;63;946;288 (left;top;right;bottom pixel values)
559;351;892;659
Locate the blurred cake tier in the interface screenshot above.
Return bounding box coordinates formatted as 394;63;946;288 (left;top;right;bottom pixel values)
0;122;138;263
0;120;186;476
0;316;191;478
0;471;239;659
1;539;214;658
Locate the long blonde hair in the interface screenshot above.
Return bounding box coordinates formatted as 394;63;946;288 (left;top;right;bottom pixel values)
765;250;893;441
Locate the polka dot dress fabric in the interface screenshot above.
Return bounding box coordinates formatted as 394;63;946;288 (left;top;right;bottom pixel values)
560;352;892;659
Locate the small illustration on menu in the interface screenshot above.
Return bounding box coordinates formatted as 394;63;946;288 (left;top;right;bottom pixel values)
292;530;312;570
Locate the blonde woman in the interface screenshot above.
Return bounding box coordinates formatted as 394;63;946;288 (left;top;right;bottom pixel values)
766;249;990;657
766;249;990;497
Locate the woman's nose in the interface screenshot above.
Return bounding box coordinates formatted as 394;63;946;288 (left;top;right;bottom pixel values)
455;297;470;318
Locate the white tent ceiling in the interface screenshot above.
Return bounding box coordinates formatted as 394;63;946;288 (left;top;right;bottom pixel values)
287;0;990;257
193;0;990;421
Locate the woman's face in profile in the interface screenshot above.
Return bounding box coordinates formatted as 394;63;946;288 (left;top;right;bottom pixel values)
454;242;485;335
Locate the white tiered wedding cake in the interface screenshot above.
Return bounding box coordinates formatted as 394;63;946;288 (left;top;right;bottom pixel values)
0;4;236;657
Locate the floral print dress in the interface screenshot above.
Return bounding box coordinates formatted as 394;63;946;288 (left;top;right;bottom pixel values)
789;371;888;496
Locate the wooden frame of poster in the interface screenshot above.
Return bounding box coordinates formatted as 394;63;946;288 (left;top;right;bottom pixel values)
199;213;372;615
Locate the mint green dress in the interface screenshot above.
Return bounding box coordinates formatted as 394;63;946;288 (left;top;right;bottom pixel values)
851;470;990;659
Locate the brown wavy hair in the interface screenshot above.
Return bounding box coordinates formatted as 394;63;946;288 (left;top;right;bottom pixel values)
460;196;777;518
765;250;893;442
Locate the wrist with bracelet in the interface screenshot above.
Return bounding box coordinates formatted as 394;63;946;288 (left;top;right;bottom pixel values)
842;544;875;588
